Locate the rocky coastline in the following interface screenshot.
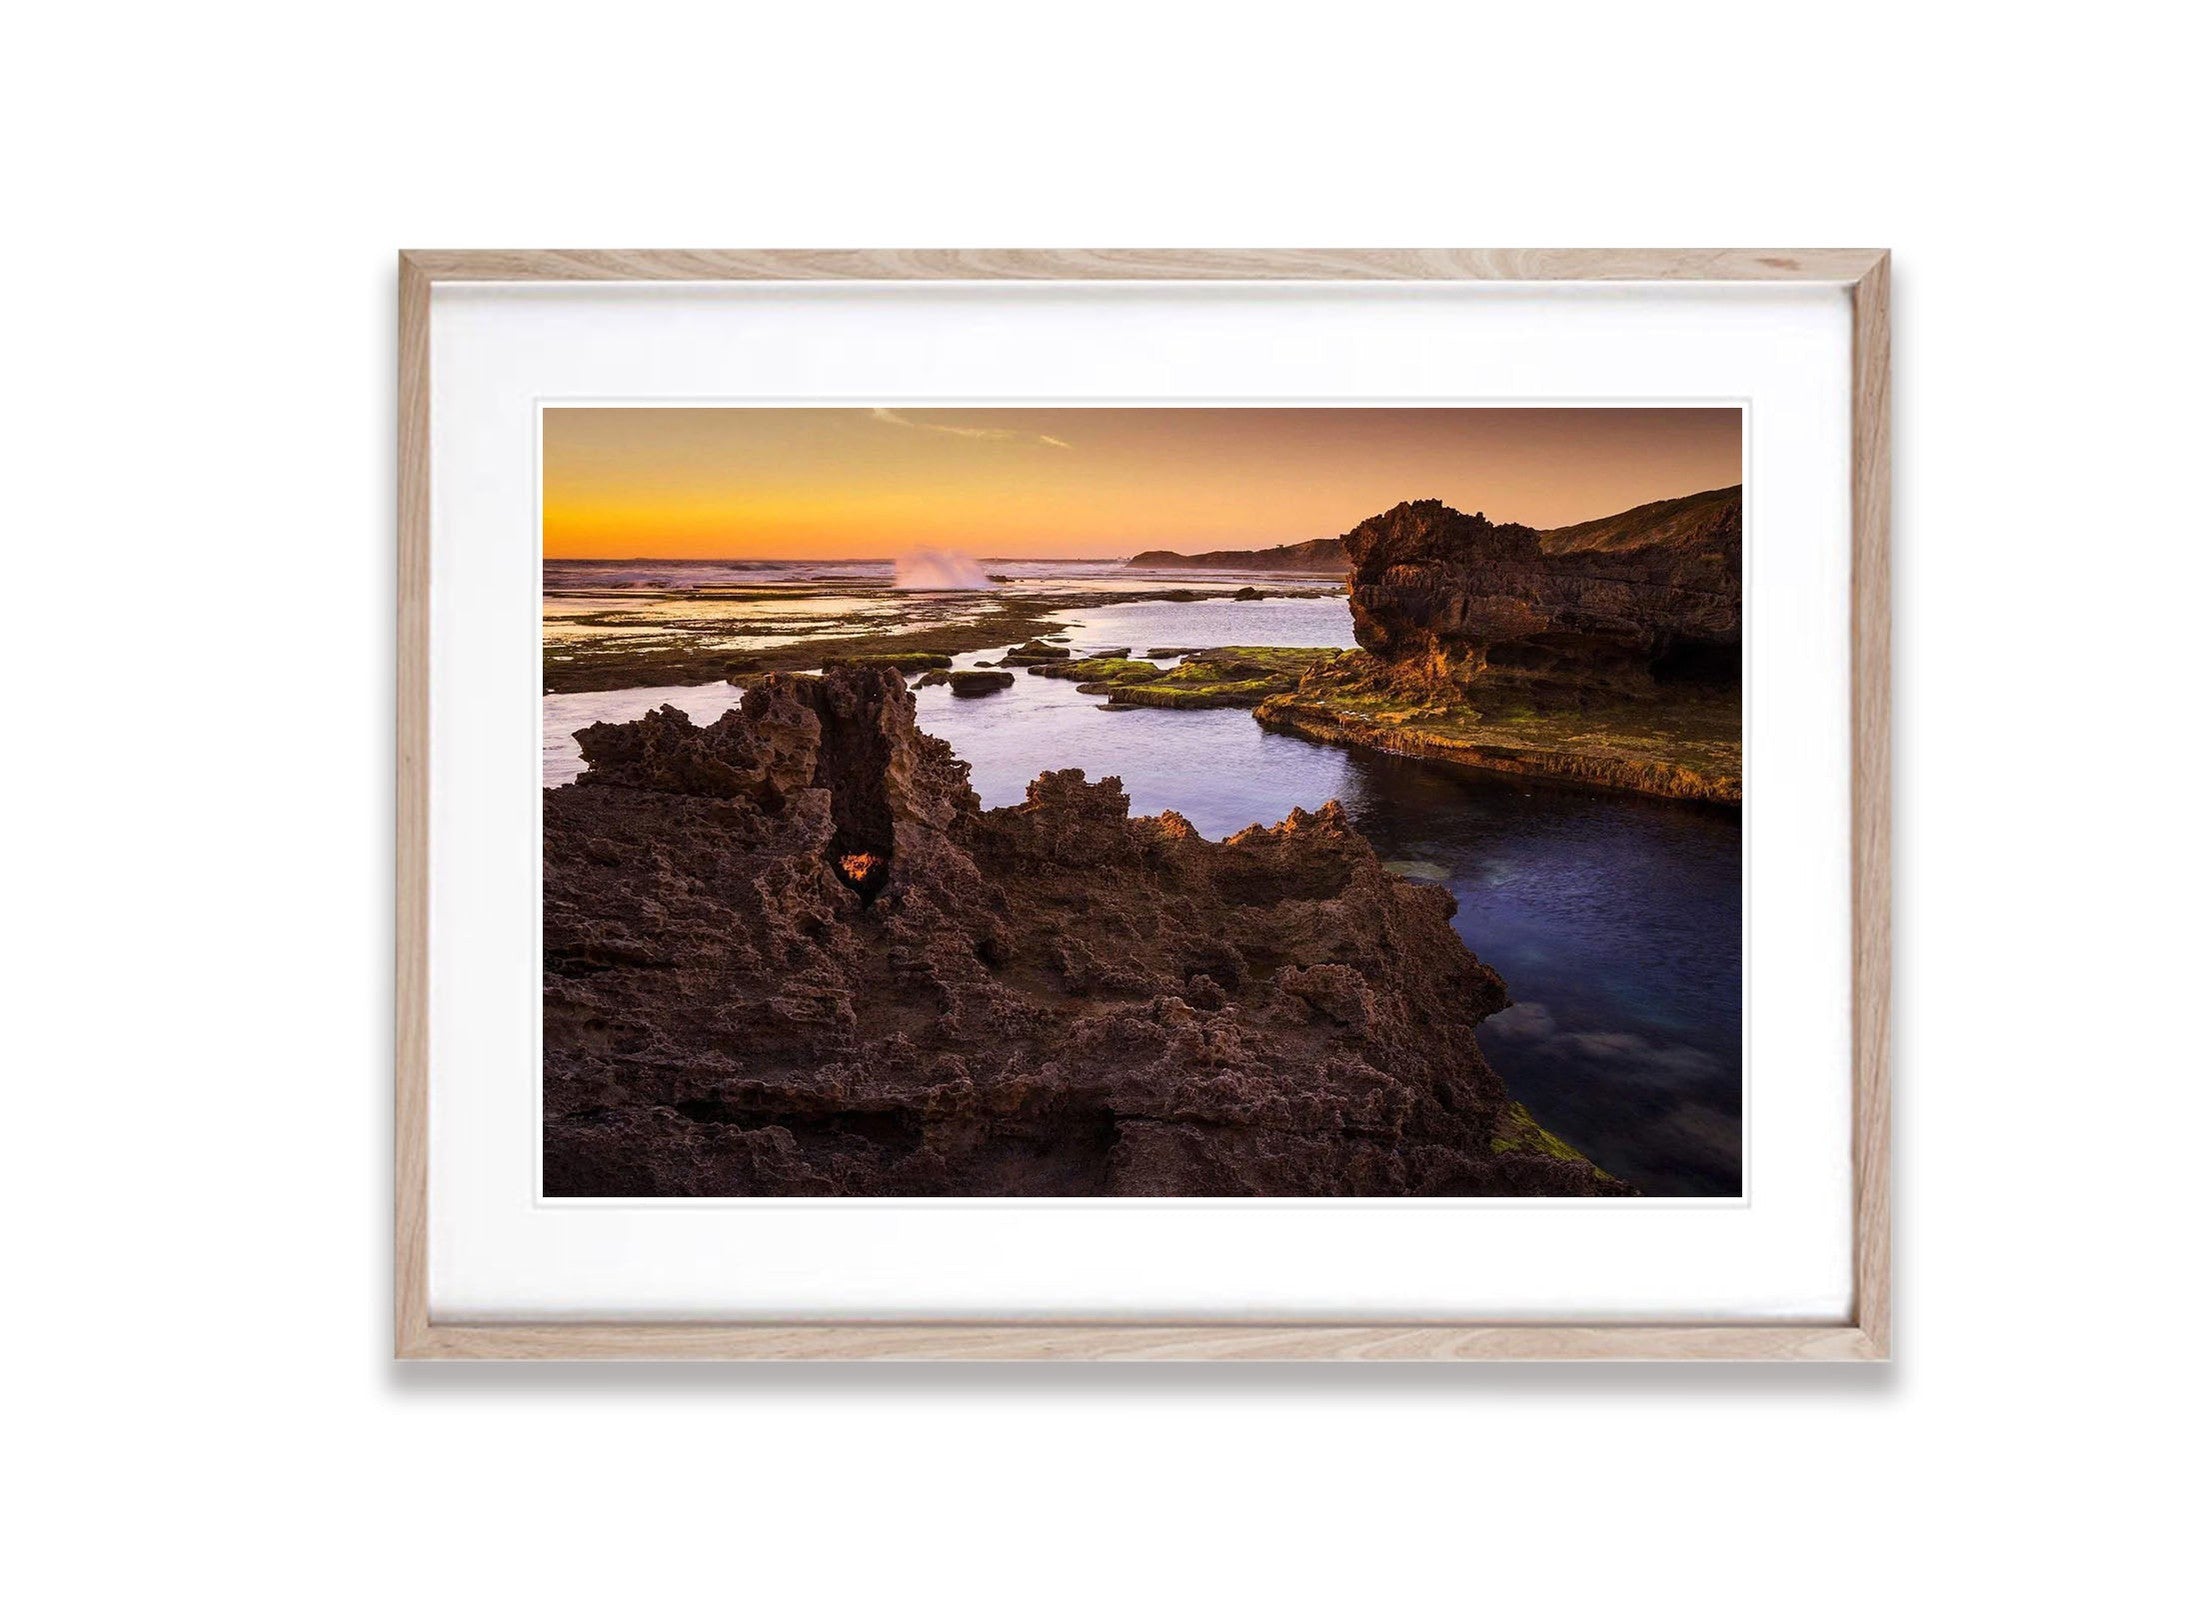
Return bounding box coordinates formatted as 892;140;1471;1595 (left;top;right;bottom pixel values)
545;581;1333;695
544;666;1624;1198
1254;488;1743;805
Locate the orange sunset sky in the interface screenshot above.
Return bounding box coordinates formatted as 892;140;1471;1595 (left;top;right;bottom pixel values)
543;407;1741;560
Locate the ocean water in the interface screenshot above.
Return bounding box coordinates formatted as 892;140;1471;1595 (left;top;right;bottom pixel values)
544;556;1342;592
541;573;1742;1196
541;557;1343;656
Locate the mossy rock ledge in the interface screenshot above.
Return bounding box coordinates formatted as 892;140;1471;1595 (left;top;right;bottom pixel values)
1256;655;1741;806
1098;647;1342;709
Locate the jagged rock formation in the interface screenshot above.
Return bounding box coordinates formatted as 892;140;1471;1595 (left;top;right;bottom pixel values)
1339;487;1740;701
544;667;1623;1198
1257;488;1742;804
1124;536;1348;572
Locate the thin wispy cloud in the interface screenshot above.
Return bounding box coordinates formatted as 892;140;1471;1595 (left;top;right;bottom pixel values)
870;408;1070;449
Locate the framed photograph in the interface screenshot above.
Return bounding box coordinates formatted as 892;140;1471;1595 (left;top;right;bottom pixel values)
397;249;1889;1359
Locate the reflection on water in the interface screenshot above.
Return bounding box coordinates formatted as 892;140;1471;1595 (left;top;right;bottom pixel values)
540;590;1742;1196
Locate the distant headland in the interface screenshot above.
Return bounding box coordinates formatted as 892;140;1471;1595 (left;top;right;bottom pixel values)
1123;537;1349;572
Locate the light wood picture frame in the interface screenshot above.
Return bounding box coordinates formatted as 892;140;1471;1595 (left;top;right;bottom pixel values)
397;248;1890;1360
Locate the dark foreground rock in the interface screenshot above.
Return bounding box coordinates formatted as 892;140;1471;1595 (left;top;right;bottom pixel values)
545;666;1624;1198
1259;489;1742;804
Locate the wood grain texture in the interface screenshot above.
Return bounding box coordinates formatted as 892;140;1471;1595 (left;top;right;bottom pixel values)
395;254;432;1357
1849;253;1893;1359
394;248;1892;1360
399;247;1885;285
399;1321;1878;1362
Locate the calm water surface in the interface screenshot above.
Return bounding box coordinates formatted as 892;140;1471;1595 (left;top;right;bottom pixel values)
543;591;1741;1195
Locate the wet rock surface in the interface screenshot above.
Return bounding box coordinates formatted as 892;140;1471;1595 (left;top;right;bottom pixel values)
1259;489;1743;804
1100;647;1341;709
545;667;1625;1197
916;669;1015;696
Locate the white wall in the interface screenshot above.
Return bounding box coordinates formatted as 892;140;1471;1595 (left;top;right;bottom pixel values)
9;3;2188;1593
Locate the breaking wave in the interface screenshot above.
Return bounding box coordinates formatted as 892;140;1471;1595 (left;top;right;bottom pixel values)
892;548;991;589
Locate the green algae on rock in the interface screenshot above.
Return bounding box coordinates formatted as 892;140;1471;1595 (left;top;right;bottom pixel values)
1247;492;1743;804
1490;1103;1614;1182
1099;646;1342;709
1000;640;1073;663
1256;653;1740;805
1026;656;1164;687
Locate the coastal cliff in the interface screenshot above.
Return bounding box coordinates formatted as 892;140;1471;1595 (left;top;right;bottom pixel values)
1257;489;1742;804
544;666;1623;1198
1342;489;1739;695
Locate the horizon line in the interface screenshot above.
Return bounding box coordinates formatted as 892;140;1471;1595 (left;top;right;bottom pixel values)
544;553;1130;565
542;483;1742;565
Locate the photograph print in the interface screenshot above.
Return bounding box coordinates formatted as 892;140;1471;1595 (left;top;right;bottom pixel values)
541;405;1743;1200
